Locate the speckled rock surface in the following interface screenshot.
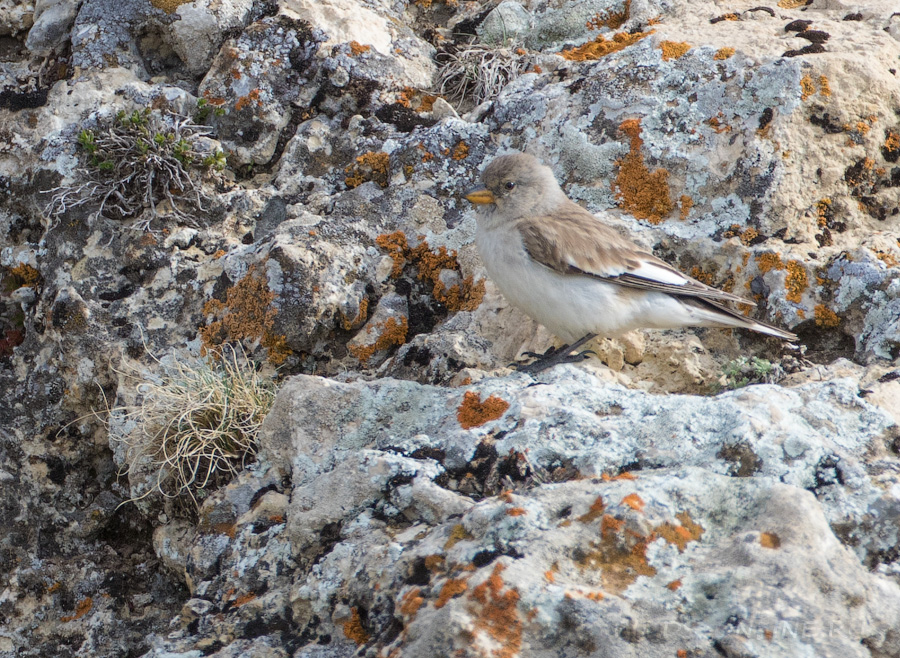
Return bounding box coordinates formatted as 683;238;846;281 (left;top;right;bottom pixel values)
2;0;900;655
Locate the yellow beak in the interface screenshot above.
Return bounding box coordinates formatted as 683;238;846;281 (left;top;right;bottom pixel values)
465;186;495;205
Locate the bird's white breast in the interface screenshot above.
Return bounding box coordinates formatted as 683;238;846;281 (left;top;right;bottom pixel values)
475;220;626;342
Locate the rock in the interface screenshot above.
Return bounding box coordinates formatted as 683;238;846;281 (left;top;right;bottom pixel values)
477;1;534;46
25;0;78;54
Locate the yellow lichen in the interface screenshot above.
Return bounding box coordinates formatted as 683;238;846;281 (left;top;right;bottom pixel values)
340;297;369;331
739;227;759;246
713;47;735;60
759;532;781;549
445;523;473;549
7;263;41;288
613;118;674;224
785;260;808;303
885;131;900;154
660;41;691;61
342;607;370;645
777;0;808;7
150;0;190;13
818;75;832;96
800;75;816;101
814;304;840;328
690;266;715;287
345;151;390;189
679;194;693;220
399;587;425;620
457;391;510;429
560;31;652;61
755;252;785;274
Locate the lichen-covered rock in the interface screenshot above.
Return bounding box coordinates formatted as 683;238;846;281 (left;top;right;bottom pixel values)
4;0;900;655
136;367;900;656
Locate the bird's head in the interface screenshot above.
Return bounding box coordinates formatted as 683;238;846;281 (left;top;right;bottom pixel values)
465;152;565;221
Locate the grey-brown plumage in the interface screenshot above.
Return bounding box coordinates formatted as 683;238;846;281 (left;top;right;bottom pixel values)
465;152;796;364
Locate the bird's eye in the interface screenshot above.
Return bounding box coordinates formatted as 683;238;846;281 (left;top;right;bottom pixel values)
505;181;516;190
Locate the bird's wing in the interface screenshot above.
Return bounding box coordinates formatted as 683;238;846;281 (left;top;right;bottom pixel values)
515;202;755;306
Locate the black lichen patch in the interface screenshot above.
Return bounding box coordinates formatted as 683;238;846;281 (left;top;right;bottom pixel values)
758;107;773;131
809;111;844;134
375;103;438;132
796;30;830;43
0;86;49;110
784;19;812;32
783;44;825;57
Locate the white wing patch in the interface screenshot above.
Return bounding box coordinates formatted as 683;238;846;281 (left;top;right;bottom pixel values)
628;261;689;286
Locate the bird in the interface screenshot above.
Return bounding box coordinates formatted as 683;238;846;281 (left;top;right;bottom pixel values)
464;152;797;373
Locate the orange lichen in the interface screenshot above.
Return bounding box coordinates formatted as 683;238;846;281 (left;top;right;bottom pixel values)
622;493;645;512
234;89;261;111
777;0;808;7
814;304;840;328
655;511;705;552
818;75;831;96
507;507;527;516
61;597;93;622
6;263;41;288
713;47;735;60
457;391;510;429
601;471;636;482
544;570;556;583
800;75;815;101
679;194;693;220
755;252;785;274
660;41;691;61
399;587;425;619
690;266;715;287
667;579;682;591
577;496;606;523
877;251;899;267
345;151;390;189
856;121;871;135
468;564;522;658
677;651;688;658
885;131;900;153
785;261;808;303
614;119;674;224
199;264;291;364
560;30;652;61
374;231;486;311
586;0;630;30
760;532;781;549
349;41;371;55
435;578;469;608
349;316;409;364
343;607;370;645
452;141;469;160
578;517;656;594
765;629;774;641
736;228;758;246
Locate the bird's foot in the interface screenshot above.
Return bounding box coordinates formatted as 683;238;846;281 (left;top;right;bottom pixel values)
512;334;598;375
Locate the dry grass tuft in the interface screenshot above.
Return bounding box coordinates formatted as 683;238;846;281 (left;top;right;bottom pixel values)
436;45;530;110
111;344;275;508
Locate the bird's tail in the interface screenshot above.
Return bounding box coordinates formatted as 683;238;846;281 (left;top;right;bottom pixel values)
684;298;797;341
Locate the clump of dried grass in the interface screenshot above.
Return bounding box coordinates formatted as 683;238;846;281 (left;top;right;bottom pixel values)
111;343;275;508
435;44;531;111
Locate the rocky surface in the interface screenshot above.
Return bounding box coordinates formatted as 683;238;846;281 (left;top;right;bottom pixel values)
1;0;900;656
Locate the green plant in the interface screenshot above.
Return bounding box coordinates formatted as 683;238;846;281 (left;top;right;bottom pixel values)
46;104;228;229
720;356;781;390
111;344;276;508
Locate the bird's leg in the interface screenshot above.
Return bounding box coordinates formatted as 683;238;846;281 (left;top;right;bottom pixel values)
515;333;597;374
